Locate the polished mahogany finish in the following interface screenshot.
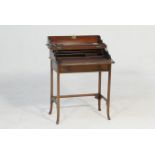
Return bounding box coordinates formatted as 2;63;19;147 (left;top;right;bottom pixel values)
47;35;114;124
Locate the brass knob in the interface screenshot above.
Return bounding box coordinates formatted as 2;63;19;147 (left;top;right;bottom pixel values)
71;35;77;39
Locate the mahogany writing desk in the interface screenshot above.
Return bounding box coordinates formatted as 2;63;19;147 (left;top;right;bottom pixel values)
47;35;114;124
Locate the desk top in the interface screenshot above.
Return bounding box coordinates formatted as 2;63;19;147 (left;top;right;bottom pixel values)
47;35;114;72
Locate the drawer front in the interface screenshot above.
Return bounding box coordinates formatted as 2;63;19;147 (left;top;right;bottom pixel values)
60;64;110;73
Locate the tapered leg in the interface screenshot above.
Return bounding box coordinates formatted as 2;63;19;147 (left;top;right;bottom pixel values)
56;71;60;124
49;60;53;115
107;65;111;120
98;71;102;111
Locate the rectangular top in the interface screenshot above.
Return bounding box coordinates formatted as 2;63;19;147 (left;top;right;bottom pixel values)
47;35;107;50
47;35;114;66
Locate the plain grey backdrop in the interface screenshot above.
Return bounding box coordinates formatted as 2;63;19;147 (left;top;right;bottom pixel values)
0;25;155;128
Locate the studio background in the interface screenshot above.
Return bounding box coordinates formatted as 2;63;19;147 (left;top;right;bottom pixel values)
0;25;154;128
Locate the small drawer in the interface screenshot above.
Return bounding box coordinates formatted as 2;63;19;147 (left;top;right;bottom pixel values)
59;64;110;73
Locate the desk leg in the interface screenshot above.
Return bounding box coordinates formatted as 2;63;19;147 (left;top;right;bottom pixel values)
107;66;111;120
98;71;101;111
49;61;53;115
56;71;60;124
